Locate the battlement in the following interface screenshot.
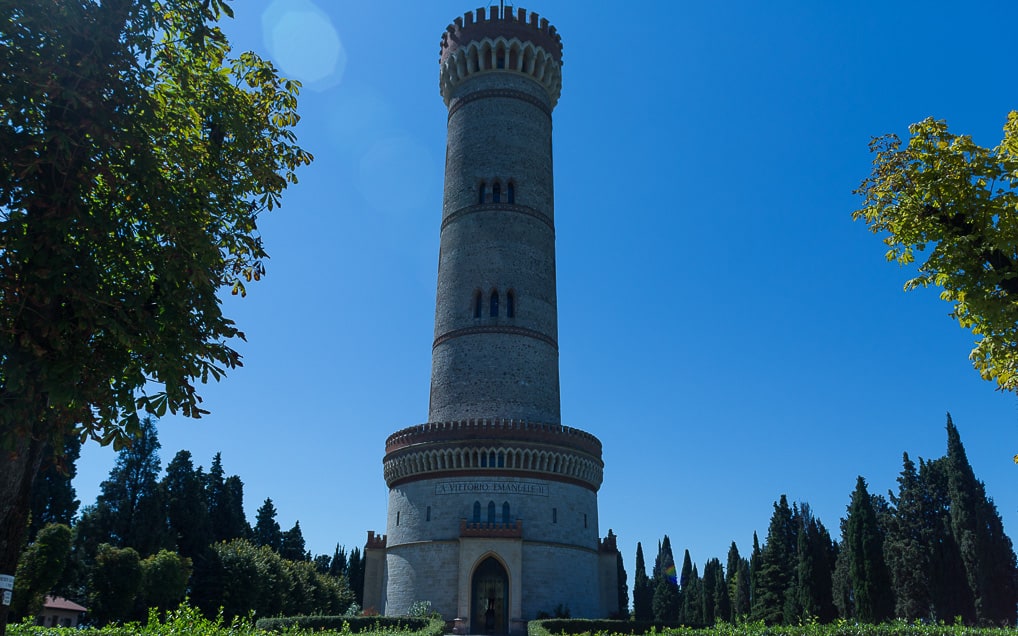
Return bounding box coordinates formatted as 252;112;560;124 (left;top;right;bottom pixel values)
386;419;602;457
599;530;618;553
440;6;562;66
366;530;387;550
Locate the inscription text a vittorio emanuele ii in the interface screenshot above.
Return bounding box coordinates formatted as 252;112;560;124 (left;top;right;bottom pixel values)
434;480;549;497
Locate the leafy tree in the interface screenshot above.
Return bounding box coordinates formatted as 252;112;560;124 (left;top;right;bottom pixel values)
633;542;653;621
845;477;894;623
9;523;72;620
281;557;354;616
139;549;192;615
27;436;80;542
313;553;333;574
280;520;309;562
195;539;351;620
162;450;212;559
943;415;1017;625
254;498;283;551
0;0;311;624
92;417;168;556
89;544;143;625
853;113;1018;393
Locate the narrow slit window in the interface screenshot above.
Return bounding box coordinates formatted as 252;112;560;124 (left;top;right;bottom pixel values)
487;501;496;524
490;290;499;317
427;506;432;522
507;182;515;204
506;290;515;318
473;290;483;318
552;507;558;524
396;511;400;526
492;181;501;203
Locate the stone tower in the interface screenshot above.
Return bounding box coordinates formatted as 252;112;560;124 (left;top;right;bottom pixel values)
363;8;618;633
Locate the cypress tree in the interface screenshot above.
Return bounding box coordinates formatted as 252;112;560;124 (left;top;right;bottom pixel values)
885;452;934;621
790;506;836;623
205;453;229;542
348;546;365;607
674;549;693;623
280;521;309;561
222;475;251;540
652;539;680;622
701;557;724;625
28;435;81;542
752;496;797;624
633;542;653;621
831;524;853;619
254;498;283;551
678;547;692;591
724;541;741;621
683;564;703;626
93;417;168;556
917;456;972;621
162;450;212;559
329;543;348;578
943;415;1017;625
845;477;893;623
749;533;761;615
733;557;751;621
615;545;630;619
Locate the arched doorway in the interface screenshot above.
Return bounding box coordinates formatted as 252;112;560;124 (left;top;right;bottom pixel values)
471;556;508;635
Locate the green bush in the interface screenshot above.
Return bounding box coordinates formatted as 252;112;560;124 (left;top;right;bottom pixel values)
528;619;1018;636
255;614;445;635
529;618;682;636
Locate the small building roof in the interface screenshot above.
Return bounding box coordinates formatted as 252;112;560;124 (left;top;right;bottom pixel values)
43;596;87;612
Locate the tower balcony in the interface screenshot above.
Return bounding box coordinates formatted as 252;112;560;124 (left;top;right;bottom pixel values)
459;519;523;538
383;420;604;491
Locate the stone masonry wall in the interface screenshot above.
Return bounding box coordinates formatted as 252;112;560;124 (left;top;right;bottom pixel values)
383;475;601;617
429;69;559;424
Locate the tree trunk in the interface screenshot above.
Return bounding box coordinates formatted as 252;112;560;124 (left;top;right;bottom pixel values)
0;432;46;636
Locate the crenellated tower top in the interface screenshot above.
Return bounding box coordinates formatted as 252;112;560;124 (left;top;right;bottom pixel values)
439;6;563;107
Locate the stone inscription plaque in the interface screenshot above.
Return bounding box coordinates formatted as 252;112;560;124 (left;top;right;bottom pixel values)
434;480;549;497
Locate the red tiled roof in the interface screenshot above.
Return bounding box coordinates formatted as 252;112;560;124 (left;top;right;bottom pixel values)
43;596;87;612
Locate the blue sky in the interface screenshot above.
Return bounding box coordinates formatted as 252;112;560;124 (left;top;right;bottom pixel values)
74;1;1018;579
